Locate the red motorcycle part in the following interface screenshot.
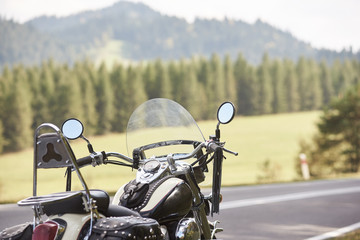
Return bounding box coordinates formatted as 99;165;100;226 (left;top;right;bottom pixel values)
32;221;58;240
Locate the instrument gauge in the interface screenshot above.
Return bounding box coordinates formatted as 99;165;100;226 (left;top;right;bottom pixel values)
144;160;160;173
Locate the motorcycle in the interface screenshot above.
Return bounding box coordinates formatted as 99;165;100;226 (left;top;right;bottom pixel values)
0;98;237;240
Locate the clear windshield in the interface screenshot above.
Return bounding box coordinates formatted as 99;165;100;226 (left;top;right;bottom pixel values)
126;98;205;157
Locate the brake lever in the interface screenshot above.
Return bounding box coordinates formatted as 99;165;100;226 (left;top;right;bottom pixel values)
223;147;238;156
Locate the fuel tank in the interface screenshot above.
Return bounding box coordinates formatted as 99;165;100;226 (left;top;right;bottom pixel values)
113;177;193;224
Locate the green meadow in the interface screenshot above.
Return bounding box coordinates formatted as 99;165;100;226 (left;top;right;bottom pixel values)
0;111;320;203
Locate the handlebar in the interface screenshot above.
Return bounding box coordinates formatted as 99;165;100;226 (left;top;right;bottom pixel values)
106;152;133;163
167;141;237;161
75;140;237;168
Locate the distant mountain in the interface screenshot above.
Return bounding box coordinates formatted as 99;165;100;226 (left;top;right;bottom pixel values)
0;18;79;67
1;1;359;67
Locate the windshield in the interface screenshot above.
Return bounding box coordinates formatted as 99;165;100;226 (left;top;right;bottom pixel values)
126;98;205;157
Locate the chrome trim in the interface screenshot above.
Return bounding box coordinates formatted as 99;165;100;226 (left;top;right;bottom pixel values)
175;218;200;240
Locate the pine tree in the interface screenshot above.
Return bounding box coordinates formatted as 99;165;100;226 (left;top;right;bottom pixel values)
75;61;98;135
308;85;360;174
201;54;225;119
39;60;56;123
283;59;300;112
271;59;286;113
126;64;148;116
0;121;4;153
306;59;322;110
332;59;351;97
177;62;205;120
50;65;84;127
234;53;251;115
319;60;334;106
95;63;115;134
168;60;182;102
344;59;356;87
223;54;237;105
195;57;212;119
110;63;128;132
154;59;172;99
172;59;186;104
245;65;259;115
196;57;210;86
210;53;226;104
27;66;47;129
0;65;12;100
143;62;157;99
257;53;273;114
351;59;360;86
2;65;33;151
0;73;7;153
296;57;309;110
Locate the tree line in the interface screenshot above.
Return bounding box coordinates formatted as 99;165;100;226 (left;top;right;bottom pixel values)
0;53;359;154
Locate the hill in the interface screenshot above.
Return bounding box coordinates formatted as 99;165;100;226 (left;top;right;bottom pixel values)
0;18;78;67
1;1;359;67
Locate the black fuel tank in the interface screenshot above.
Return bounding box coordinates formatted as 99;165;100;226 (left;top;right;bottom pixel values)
139;178;193;224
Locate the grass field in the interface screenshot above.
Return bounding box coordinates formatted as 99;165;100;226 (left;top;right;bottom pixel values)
87;39;132;68
333;229;360;239
0;111;321;203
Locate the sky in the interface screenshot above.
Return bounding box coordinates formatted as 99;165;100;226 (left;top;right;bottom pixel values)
1;0;360;52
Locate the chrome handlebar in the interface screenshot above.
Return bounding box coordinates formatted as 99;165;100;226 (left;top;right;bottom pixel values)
78;141;237;168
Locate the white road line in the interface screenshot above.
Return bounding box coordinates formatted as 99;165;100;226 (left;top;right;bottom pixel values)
220;179;355;192
220;186;360;210
304;221;360;240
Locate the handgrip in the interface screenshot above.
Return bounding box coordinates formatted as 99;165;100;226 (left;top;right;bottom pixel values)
207;142;221;153
76;155;93;167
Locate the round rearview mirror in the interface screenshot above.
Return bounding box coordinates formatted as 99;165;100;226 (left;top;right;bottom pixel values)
217;102;235;124
62;118;84;140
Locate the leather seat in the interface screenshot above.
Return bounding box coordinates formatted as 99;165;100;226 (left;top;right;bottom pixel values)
42;190;110;216
19;189;140;217
43;190;140;218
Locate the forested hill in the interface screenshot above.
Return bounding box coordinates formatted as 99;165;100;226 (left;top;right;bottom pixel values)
1;0;360;67
0;18;78;66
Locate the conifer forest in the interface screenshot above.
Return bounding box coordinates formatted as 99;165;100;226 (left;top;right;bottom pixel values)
0;53;359;154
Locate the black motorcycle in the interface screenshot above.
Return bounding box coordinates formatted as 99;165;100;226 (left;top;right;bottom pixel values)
0;98;237;240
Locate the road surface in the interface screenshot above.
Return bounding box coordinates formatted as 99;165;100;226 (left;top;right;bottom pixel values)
1;178;360;239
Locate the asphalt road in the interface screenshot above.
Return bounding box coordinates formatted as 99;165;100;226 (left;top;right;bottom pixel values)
1;178;360;239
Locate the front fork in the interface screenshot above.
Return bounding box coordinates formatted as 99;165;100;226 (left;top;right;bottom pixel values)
184;166;221;239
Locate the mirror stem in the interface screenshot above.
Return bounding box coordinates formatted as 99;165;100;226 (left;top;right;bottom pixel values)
81;135;94;153
87;143;94;153
215;123;221;140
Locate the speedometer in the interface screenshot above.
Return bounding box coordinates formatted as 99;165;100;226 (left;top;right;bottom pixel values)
144;160;160;173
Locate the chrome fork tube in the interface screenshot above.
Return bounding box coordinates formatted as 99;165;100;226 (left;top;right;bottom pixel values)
183;166;211;239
